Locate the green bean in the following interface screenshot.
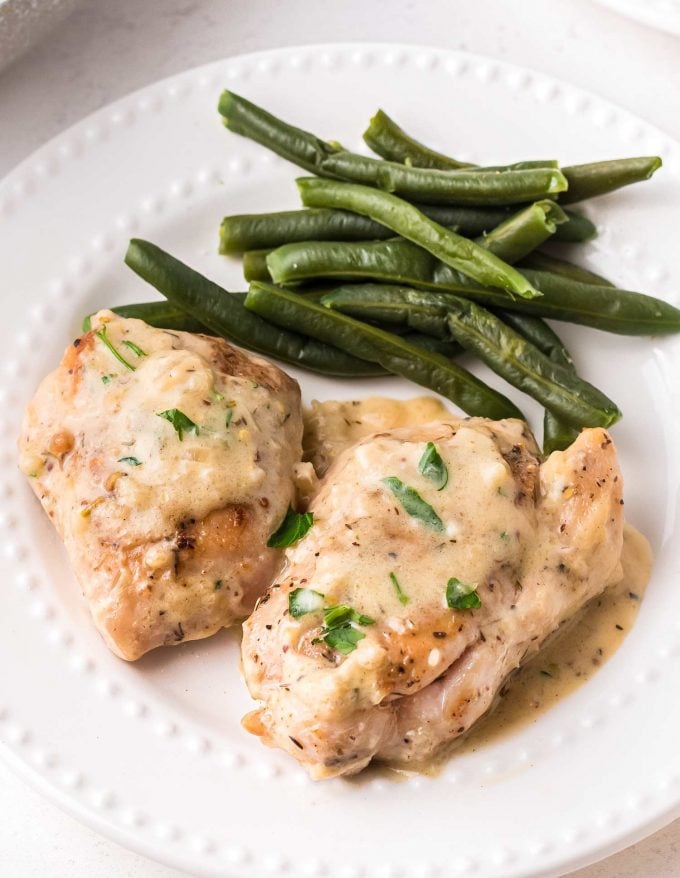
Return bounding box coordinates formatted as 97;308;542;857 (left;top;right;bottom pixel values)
310;242;680;334
218;91;567;206
219;209;396;253
322;284;456;327
81;301;220;333
496;311;580;453
243;249;272;282
542;409;580;454
219;205;592;254
402;332;463;358
362;108;660;205
245;281;523;420
475;161;560;172
476;200;567;263
443;299;620;428
551;210;597;242
236;284;454;351
518;268;680;334
112;301;212;332
217;90;342;176
496;311;574;367
363;109;476;170
420;204;595;242
425;204;592;241
296;178;541;299
265;239;437;286
317;153;568;206
364;110;557;174
312;279;618;427
519;251;614;286
560;157;662;204
262;199;562;289
123;239;386;377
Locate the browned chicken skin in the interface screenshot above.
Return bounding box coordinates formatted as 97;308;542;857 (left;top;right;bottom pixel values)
19;311;303;660
242;419;624;779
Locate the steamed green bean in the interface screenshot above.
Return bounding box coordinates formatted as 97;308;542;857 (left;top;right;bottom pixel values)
245;281;523;420
123;239;386;377
296;178;542;298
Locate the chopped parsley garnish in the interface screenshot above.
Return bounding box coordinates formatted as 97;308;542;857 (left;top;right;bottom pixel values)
389;572;409;605
118;456;142;466
212;388;225;402
446;577;482;610
315;605;376;655
95;325;135;371
289;587;325;618
323;605;375;628
157;408;199;441
122;339;147;358
418;442;448;491
101;374;114;384
500;531;509;541
289;593;374;656
267;507;314;548
382;476;443;531
323;626;366;654
225;409;234;427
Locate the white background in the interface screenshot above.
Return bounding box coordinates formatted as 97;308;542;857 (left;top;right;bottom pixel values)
1;0;680;875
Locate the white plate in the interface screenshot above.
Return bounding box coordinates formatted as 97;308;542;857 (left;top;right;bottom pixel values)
594;0;680;36
1;43;680;878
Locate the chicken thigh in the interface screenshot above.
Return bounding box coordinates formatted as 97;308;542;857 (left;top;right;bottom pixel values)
241;418;624;778
19;311;302;660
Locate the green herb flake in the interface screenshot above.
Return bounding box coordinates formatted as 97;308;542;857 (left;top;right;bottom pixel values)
118;456;142;467
500;531;509;541
101;374;115;384
389;572;409;605
381;476;443;531
156;408;199;441
314;604;376;655
289;587;325;618
267;507;314;548
214;580;223;590
95;325;136;371
418;442;448;491
446;577;482;610
323;625;366;655
212;388;225;402
323;605;375;628
225;409;234;427
122;339;147;358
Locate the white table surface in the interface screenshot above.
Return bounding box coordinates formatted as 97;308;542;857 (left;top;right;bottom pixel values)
1;0;680;875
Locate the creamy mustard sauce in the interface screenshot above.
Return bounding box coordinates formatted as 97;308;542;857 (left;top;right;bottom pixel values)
303;396;652;766
303;396;451;476
453;523;652;754
19;310;302;659
301;418;530;628
21;311;284;544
